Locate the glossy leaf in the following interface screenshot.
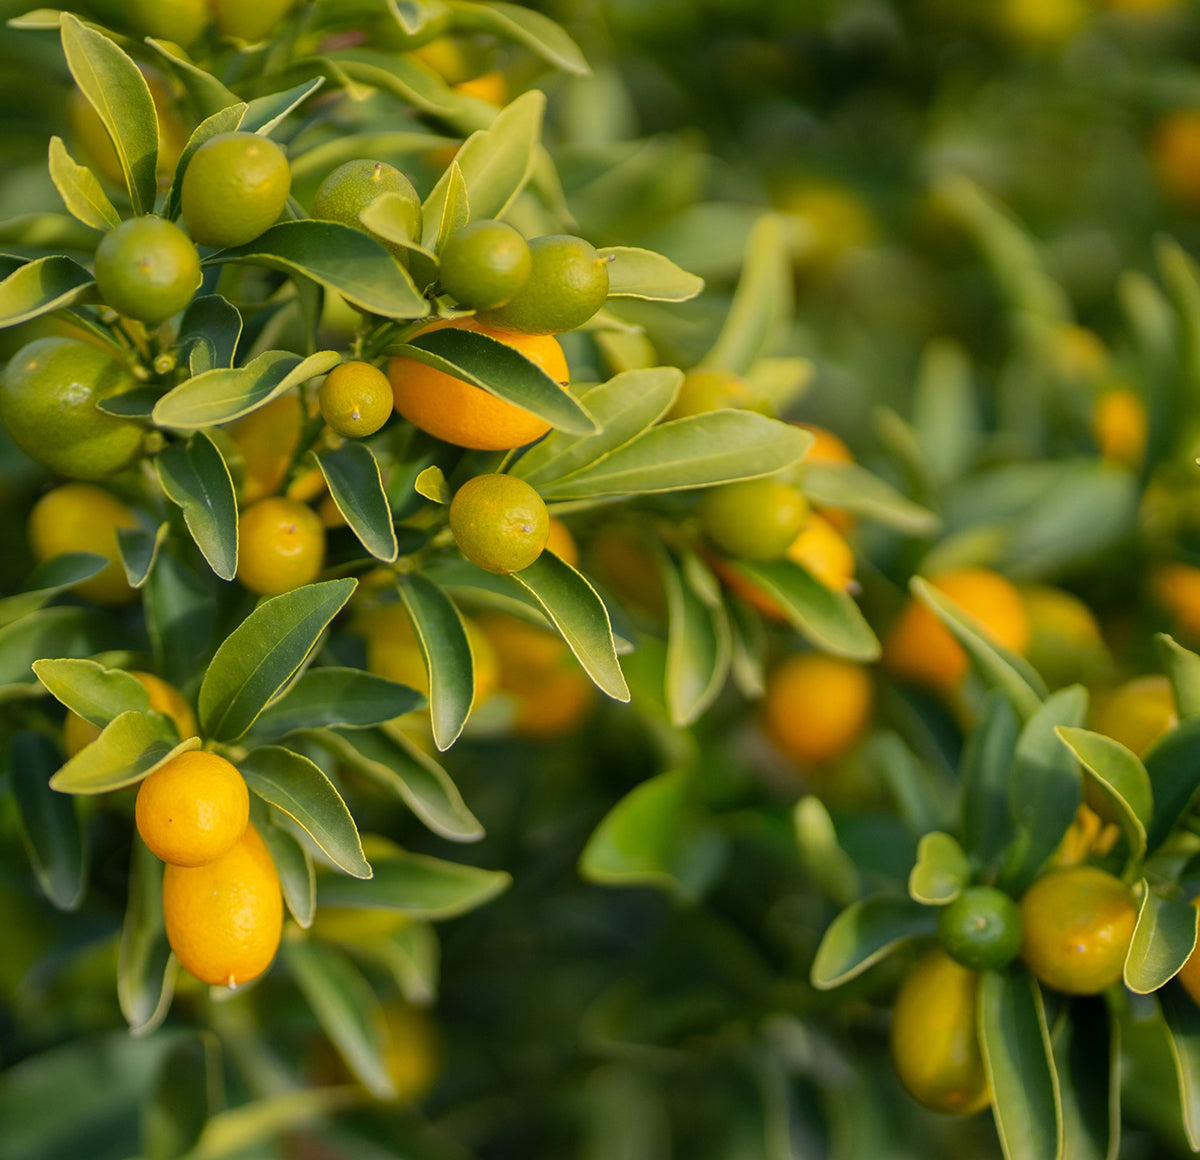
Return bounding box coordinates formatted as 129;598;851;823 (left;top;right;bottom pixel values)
1057;726;1151;863
908;831;969;905
1159;633;1200;720
118;524;168;589
49;713;200;794
198;579;357;742
454;2;589;74
0;606;124;692
11;733;85;911
1055;998;1119;1160
660;548;730;727
509;552;631;701
809;895;937;990
32;657;150;727
144;552;219;692
47;136;118;230
1161;984;1200;1150
1125;887;1199;995
0;554;106;629
118;841;176;1037
156;433;239;580
249;667;424;740
1145;718;1200;853
599;246;704;301
962;692;1021;869
312;443;399;562
801;462;940;536
179;295;242;374
259;818;315;929
0;255;94;329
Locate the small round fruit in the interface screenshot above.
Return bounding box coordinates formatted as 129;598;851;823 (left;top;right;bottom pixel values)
29;483;138;605
938;886;1023;971
762;654;872;766
312;159;420;256
890;947;990;1116
1021;585;1108;690
1093;388;1146;467
136;751;249;867
122;0;208;45
450;474;549;575
699;478;808;562
65;670;196;756
162;824;282;987
787;514;855;591
1;337;144;479
319;361;392;438
1152;110;1200;209
438;220;532;310
480;235;609;335
667;369;757;420
236;498;325;595
388;318;570;450
1091;675;1177;757
93;216;201;325
1019;866;1138;995
181;132;290;249
210;0;294;41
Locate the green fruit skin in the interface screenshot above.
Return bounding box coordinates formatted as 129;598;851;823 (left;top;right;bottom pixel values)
698;479;808;561
938;886;1024;971
211;0;294;41
123;0;208;44
480;235;610;335
438;220;532;310
0;337;144;479
181;132;291;249
449;475;549;575
312;159;421;259
93;216;202;325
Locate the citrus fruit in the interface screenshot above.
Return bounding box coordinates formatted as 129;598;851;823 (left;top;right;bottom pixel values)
762;654;872;767
544;517;579;568
1019;866;1137;995
236;497;325;595
786;514;855;591
698;478;809;562
890;947;990;1116
1021;584;1109;689
449;473;549;575
1;337;145;479
210;0;295;41
438;220;532;310
1091;675;1177;757
381;1004;443;1103
135;751;249;868
227;393;323;504
1153;562;1200;641
795;423;854;465
122;0;208;45
162;823;282;987
409;36;476;84
93;216;201;325
1093;387;1146;467
1052;324;1109;380
64;670;196;756
779;182;876;272
883;568;1030;695
181;132;291;249
480;235;610;335
938;886;1023;971
666;369;758;421
388;318;570;450
318;361;393;438
311;159;420;257
29;483;138;605
1152;111;1200;209
454;72;507;106
1176;896;1200;1006
998;0;1089;47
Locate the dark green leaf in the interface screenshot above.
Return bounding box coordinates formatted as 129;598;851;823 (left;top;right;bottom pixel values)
259;817;315;928
0;254;94;329
794;796;860;907
1161;984;1200;1150
962;693;1021;869
50;713;199;794
0;553;107;628
118;523;168;589
156;433;239;581
0;606;125;691
47;136;118;230
809;895;937;990
1055;998;1119;1160
1057;727;1151;864
32;657;150;726
908;831;969;905
118;840;176;1036
1145;718;1200;853
1125;886;1199;995
249;667;424;740
312;443;398;562
179;295;242;374
11;733;85;911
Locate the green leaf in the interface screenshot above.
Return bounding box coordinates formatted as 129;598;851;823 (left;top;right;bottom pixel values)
242;78;324;135
911;338;979;486
118;523;168;589
1055;998;1119;1160
241;747;370;879
962;693;1021;869
145;552;219;692
1159;634;1200;720
794;796;860;906
979;967;1062;1160
599;246;703;302
537;411;811;499
809;895;937;990
358;193;438;268
0;254;94;329
144;37;240;120
371;921;439;1005
1125;886;1199;995
156;433;239;581
725;558;880;661
60;14;157;214
999;686;1086;895
1057;727;1151;864
1145;719;1200;853
911;576;1047;720
432;162;469;257
312;443;399;562
179;295;242;374
49;712;200;794
153;350;340;429
32;657;151;726
248;667;424;740
701;214;792;375
317;727;483;841
908;831;969;906
659;548;730;727
509;552;630;701
1160;984;1200;1150
316;847;512;919
414;464;450;504
285;941;394;1100
512;367;682;487
395;327;597;436
395;574;474;750
198;579;357;742
453;1;590;74
726;592;766;699
164;103;247;222
801;462;940;536
214;221;427;319
11;733;85;912
259;818;315;928
0;606;125;692
47;136;118;230
0;553;107;628
579;768;727;902
324;48;459;115
141;1034;218;1160
421;90;545;244
118;840;176;1036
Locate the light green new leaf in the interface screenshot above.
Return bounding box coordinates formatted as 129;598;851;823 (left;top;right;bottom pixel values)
810;895;937;990
11;733;85;912
313;443;399;562
241;747;371;879
509;552;630;701
538;411;812;499
118;523;169;589
358;194;437;268
242;78;325;135
118;841;176;1036
453;2;590;74
801;462;940;535
153;350;341;429
249;667;425;740
198;579;357;742
1057;726;1151;863
599;246;703;301
908;831;970;905
156;433;239;580
49;713;200;794
1145;719;1200;853
0;255;94;329
1125;885;1199;995
60;14;157;214
33;657;151;727
317;848;512;919
433;162;469;256
414;465;450;504
47;136;118;230
0;553;107;629
979;967;1062;1160
259;818;315;928
1159;633;1200;720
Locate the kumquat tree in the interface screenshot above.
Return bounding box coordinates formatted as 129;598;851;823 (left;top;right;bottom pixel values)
10;1;1200;1158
